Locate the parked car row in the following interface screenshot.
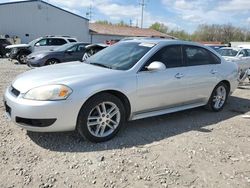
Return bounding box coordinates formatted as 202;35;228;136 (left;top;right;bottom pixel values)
4;39;239;142
5;36;78;64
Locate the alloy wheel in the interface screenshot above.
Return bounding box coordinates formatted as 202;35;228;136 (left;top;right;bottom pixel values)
87;102;121;138
212;85;227;110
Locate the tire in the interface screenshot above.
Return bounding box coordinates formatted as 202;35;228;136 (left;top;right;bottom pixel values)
206;82;229;112
17;52;29;64
45;59;59;65
77;93;126;142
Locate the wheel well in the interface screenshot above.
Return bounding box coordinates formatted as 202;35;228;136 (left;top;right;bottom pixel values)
220;80;231;92
87;90;131;120
18;49;31;55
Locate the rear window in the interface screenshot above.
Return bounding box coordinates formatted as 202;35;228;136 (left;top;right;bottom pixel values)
68;39;77;43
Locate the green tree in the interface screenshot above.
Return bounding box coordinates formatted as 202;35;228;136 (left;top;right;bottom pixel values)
149;22;169;33
95;20;112;25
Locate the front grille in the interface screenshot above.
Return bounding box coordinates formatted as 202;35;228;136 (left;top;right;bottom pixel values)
10;86;20;97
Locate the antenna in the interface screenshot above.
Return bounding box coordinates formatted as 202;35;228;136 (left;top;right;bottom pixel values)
139;0;146;28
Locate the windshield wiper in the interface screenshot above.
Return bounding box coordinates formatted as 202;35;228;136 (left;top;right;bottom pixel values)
90;62;112;69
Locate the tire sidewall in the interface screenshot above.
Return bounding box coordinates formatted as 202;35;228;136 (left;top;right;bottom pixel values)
77;93;126;142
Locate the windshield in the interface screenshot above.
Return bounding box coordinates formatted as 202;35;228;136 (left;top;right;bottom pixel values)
53;43;76;51
218;49;239;57
86;42;155;70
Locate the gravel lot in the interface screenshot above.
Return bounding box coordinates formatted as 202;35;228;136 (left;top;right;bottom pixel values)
0;58;250;188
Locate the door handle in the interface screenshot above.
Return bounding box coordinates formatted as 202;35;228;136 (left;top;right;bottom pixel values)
210;69;218;74
175;73;184;79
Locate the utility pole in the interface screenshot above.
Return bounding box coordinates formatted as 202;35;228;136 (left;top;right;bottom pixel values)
139;0;146;28
86;4;93;21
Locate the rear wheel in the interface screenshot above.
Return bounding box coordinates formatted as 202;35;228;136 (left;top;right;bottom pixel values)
77;93;125;142
206;82;229;112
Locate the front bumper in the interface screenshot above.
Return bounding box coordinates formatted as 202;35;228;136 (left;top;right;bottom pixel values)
26;58;46;68
3;86;84;132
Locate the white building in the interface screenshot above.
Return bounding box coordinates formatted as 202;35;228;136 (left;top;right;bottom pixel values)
0;0;89;43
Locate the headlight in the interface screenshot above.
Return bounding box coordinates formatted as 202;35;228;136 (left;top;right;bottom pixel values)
23;85;72;101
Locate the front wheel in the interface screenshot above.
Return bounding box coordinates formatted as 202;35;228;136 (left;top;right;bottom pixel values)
206;83;229;112
17;52;29;64
77;93;125;142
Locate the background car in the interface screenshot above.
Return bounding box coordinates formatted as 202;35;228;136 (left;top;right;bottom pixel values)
0;38;11;57
218;47;250;83
4;39;238;142
205;44;227;52
6;36;78;64
27;42;89;67
82;43;109;61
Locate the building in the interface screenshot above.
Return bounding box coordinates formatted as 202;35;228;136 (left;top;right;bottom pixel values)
229;42;250;48
89;23;175;43
0;0;89;43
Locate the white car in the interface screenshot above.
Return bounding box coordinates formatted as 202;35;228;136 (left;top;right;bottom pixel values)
4;39;238;142
218;47;250;82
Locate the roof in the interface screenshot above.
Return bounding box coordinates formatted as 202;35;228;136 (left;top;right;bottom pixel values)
89;23;175;39
0;0;88;21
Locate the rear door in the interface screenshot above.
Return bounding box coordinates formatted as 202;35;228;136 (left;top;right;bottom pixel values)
48;38;67;51
182;45;221;103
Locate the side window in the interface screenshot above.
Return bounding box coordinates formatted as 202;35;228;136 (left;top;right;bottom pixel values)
35;39;47;46
184;46;219;66
50;38;67;46
245;49;250;56
69;39;77;43
77;44;85;52
146;45;183;69
67;45;77;52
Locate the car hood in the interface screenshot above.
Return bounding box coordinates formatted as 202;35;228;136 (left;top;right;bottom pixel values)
6;44;29;49
12;62;120;93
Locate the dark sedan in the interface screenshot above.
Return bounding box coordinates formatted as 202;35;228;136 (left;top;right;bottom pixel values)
27;42;89;67
0;38;11;57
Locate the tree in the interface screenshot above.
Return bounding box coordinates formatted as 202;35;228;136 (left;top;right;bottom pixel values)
149;22;169;33
95;20;112;25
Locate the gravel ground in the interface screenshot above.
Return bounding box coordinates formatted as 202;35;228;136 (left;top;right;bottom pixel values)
0;58;250;188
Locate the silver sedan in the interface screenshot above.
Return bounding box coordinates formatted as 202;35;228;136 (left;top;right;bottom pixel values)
4;39;238;142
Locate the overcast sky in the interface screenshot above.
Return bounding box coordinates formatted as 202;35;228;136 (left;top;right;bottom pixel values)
1;0;250;33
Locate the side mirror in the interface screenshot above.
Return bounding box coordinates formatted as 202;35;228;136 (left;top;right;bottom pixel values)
238;54;243;58
147;61;166;72
35;43;40;47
